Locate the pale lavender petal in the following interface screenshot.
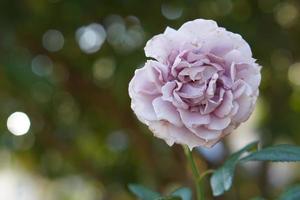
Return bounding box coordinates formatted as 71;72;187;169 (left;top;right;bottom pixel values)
172;93;188;109
224;49;254;65
148;121;213;149
178;19;218;40
206;73;218;98
129;66;159;95
178;82;206;99
214;91;234;118
206;115;231;130
144;34;173;63
232;80;249;99
230;62;236;81
178;67;205;81
232;94;254;122
148;60;170;84
178;109;210;127
230;101;239;116
152;97;182;127
161;81;176;101
236;64;261;91
189;126;222;140
128;90;157;124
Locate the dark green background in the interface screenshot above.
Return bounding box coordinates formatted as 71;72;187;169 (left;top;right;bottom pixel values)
0;0;299;199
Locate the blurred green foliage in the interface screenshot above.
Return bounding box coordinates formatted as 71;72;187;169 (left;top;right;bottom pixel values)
0;0;300;199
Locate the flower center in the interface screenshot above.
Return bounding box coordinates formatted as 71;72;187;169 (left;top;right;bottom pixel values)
169;50;228;114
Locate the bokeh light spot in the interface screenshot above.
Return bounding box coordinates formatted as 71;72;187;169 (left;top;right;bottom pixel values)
106;131;129;152
161;3;183;20
76;23;106;54
210;0;233;17
93;57;116;81
7;112;31;136
31;55;53;76
106;16;145;53
42;29;64;52
288;63;300;86
275;3;298;28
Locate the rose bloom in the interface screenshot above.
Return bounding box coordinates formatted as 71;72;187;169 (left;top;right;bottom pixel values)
129;19;261;149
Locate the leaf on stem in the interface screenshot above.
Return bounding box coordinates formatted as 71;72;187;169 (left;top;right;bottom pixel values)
278;184;300;200
250;197;266;200
155;197;182;200
128;184;161;200
171;187;192;200
210;141;258;196
241;144;300;162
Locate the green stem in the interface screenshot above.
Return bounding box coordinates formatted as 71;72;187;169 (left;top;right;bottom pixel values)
183;145;205;200
199;169;215;181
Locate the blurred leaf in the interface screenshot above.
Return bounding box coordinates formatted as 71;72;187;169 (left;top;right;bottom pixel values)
210;141;258;196
250;197;266;200
278;184;300;200
155;197;181;200
241;145;300;162
171;187;192;200
128;184;160;200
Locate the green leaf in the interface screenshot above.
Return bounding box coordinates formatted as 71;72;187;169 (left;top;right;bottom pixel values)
278;184;300;200
210;141;258;196
128;184;161;200
171;187;192;200
250;197;266;200
241;144;300;162
155;197;181;200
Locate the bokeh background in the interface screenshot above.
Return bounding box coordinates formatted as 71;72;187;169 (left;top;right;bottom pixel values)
0;0;300;199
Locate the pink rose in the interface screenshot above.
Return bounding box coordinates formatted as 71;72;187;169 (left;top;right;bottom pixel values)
129;19;261;149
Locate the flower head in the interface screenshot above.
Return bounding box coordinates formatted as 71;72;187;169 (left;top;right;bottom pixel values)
129;19;261;149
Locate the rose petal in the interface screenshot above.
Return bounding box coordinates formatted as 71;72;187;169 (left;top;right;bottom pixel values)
148;121;216;149
129;92;157;124
206;116;231;130
206;73;218;98
129;68;158;124
191;126;222;140
178;19;218;40
161;81;176;102
214;91;234;118
232;94;255;122
224;49;255;65
129;66;159;96
178;82;206;99
178;109;210;127
152;97;182;127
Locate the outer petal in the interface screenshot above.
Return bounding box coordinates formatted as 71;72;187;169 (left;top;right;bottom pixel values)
152;97;182;127
224;49;255;65
236;63;261;92
148;121;216;149
232;93;256;122
178;19;218;40
144;34;172;63
178;109;210;127
129;92;157;125
191;126;222;140
206;116;231;130
144;26;189;63
129;67;159;124
161;81;177;101
214;91;234;118
129;66;159;96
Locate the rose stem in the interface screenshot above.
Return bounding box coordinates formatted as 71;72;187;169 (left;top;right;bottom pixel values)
183;145;205;200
